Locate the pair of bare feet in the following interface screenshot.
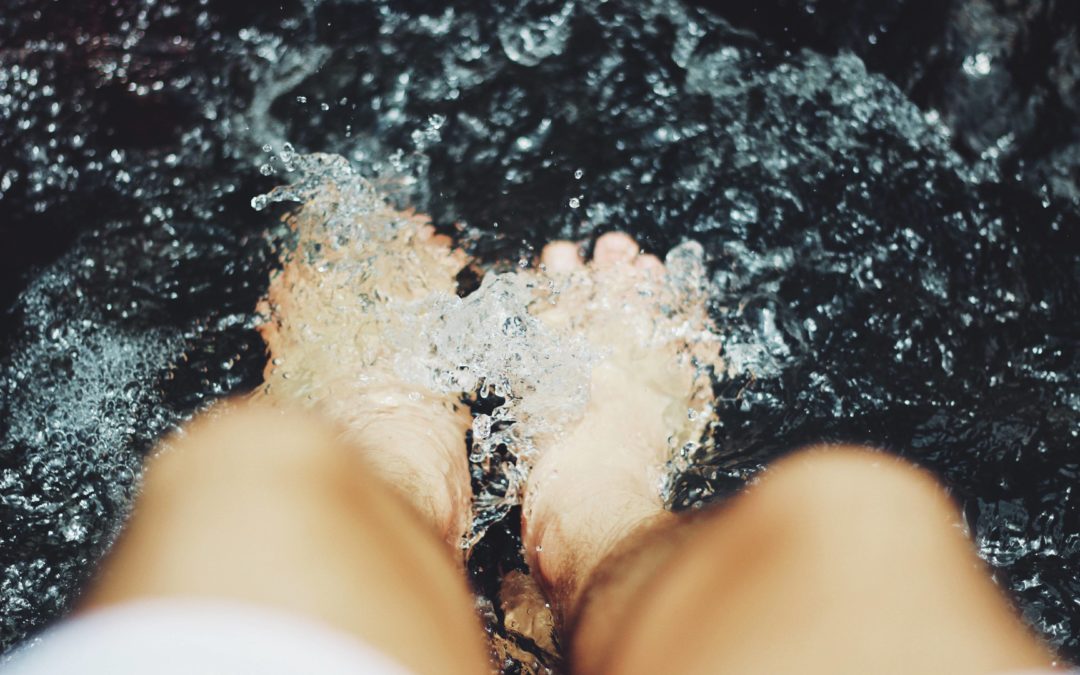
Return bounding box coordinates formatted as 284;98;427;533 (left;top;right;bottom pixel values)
257;207;719;622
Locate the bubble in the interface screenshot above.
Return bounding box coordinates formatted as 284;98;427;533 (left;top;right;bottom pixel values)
258;152;598;544
497;1;576;67
473;414;493;441
962;53;993;78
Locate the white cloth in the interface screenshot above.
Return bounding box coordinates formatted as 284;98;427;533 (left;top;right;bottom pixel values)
4;599;412;674
1001;671;1080;675
4;600;1073;674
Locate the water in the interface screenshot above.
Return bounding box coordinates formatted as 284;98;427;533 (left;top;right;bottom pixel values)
251;156;601;546
253;153;719;549
1;0;1079;669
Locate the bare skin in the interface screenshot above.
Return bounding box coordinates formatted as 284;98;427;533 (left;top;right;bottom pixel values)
567;445;1057;675
255;207;474;548
521;233;1057;675
521;232;719;614
76;213;1059;675
81;208;490;675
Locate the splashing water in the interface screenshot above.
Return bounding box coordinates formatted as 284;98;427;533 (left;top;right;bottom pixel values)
393;272;598;542
252;150;722;545
4;0;1079;665
253;152;596;544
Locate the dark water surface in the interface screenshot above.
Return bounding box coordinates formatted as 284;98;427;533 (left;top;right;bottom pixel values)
1;0;1078;667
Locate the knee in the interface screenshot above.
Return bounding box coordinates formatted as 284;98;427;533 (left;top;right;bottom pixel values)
141;399;350;502
762;444;948;501
744;444;963;553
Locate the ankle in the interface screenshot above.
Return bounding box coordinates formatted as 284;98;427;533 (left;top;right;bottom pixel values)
344;396;472;548
523;480;668;619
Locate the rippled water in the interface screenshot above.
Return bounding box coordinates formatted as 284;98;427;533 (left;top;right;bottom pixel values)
1;0;1078;669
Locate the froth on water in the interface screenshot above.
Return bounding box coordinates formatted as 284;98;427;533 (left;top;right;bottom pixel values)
254;151;723;545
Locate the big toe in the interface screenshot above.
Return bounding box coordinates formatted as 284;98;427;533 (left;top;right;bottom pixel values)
541;240;584;273
593;231;640;268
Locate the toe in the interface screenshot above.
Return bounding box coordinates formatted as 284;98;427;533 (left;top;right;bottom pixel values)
541;240;584;272
634;253;664;276
417;224;454;248
428;233;454;248
593;232;640;267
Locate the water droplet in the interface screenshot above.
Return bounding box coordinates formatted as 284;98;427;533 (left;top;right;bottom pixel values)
962;53;993;77
497;2;576;67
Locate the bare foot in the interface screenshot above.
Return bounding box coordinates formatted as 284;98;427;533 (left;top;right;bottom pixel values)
521;232;720;618
256;202;473;550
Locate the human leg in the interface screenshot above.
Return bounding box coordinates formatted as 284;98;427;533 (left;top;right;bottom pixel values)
255;206;474;548
523;233;1055;675
81;205;489;674
568;445;1055;675
521;231;718;616
80;402;490;675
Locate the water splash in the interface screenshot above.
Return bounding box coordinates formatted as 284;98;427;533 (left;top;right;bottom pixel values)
497;0;577;67
0;249;186;647
4;0;1079;664
251;151;730;546
253;152;604;544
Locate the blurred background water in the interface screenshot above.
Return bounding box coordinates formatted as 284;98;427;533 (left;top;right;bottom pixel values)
1;0;1078;669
